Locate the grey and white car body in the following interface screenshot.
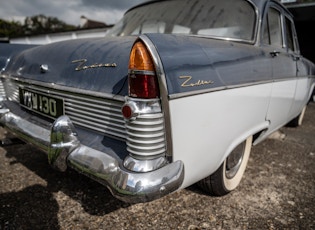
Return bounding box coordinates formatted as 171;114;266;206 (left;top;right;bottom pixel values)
0;0;314;203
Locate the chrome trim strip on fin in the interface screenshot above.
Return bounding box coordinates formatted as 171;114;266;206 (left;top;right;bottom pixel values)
139;35;173;160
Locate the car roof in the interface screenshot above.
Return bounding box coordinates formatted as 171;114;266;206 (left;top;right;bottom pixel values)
125;0;289;15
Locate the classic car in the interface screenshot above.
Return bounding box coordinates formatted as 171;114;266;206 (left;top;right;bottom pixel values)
0;0;314;203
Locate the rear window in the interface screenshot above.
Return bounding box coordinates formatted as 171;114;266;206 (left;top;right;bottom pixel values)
108;0;256;41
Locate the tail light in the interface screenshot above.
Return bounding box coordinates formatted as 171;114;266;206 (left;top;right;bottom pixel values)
128;41;160;99
122;39;168;169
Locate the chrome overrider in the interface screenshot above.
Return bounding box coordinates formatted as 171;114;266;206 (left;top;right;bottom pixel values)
0;101;184;203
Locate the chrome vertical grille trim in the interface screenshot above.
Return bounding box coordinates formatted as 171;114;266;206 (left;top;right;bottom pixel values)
125;112;166;156
0;80;6;97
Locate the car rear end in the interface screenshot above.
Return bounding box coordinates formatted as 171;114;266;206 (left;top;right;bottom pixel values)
0;36;184;203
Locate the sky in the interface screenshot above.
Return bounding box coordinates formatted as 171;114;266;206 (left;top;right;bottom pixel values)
0;0;150;26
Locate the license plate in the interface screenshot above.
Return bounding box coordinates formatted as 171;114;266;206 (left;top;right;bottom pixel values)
19;87;64;119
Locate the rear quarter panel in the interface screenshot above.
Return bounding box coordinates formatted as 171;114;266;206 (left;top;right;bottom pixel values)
169;85;271;188
146;34;277;187
146;32;314;187
146;30;315;187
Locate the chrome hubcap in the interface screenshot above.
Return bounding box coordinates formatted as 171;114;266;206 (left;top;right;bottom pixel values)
225;141;246;179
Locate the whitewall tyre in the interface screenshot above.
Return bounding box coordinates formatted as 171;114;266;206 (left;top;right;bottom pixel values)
198;136;253;196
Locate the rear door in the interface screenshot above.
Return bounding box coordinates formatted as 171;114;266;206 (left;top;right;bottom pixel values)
263;3;297;131
285;15;311;119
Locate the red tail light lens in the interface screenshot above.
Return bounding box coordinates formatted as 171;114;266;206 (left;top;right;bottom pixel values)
128;41;160;99
129;73;159;98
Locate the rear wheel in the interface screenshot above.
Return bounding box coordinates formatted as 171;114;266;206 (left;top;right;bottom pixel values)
198;136;253;196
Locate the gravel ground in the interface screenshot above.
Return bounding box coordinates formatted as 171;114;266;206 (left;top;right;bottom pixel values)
0;102;314;230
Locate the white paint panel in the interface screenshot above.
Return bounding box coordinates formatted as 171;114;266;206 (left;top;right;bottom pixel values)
169;84;272;188
289;77;314;119
266;79;296;132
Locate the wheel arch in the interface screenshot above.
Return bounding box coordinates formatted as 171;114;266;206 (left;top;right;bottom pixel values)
197;121;270;196
219;121;270;168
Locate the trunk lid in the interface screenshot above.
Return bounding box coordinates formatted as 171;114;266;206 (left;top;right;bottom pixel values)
3;36;136;96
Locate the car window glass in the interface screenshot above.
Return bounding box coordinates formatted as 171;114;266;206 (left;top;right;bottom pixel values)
107;0;256;42
131;21;166;35
285;17;295;52
172;25;191;34
263;7;282;47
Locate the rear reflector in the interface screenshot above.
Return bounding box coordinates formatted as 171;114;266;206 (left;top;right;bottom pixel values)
121;104;133;119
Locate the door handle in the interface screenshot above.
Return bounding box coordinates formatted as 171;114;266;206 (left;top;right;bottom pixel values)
270;50;280;58
292;55;300;61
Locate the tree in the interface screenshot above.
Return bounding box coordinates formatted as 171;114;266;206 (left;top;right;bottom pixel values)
24;15;76;35
0;15;76;38
0;19;24;38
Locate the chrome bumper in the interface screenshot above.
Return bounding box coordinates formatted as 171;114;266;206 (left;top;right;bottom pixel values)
0;108;184;203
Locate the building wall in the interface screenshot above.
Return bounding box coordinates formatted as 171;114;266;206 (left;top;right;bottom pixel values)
10;28;112;45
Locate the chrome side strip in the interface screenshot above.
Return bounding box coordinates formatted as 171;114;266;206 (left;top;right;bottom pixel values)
169;76;315;100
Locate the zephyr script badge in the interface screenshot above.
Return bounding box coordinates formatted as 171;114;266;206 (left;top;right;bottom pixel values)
179;76;214;87
72;59;117;71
